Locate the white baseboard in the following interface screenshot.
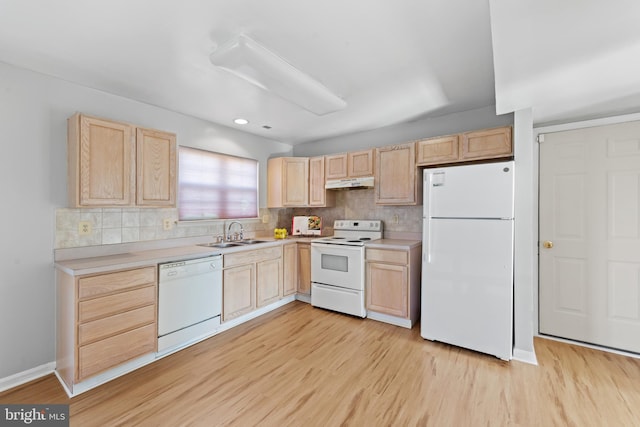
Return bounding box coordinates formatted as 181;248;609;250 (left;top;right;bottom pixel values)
295;293;311;304
366;311;413;329
512;348;538;365
0;362;55;393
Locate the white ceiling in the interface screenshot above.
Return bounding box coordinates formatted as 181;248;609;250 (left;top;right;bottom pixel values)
0;0;639;145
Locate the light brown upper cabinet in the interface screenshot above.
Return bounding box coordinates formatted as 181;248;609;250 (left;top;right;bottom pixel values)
375;142;422;205
416;126;513;166
325;149;374;180
267;157;309;207
136;128;176;207
309;156;335;207
67;113;176;208
461;126;513;161
416;134;459;166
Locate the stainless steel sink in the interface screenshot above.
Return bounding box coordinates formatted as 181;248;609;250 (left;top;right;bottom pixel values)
238;239;267;245
197;242;243;248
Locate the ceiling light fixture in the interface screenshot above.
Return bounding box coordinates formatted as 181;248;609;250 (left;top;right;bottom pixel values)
210;34;347;116
233;118;249;125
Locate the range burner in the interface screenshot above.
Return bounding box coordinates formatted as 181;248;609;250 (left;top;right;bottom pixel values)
313;220;383;247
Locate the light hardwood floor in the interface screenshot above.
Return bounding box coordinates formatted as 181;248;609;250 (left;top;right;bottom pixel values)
2;302;640;426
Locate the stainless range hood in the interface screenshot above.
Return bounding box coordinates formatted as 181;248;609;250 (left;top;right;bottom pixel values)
325;176;374;189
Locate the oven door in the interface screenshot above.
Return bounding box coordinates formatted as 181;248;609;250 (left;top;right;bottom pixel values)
311;242;364;291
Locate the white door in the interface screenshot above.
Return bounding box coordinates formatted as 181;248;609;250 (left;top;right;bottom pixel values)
539;120;640;353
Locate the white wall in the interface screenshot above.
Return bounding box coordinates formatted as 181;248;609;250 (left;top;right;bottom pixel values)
513;108;537;363
0;61;291;379
293;105;513;156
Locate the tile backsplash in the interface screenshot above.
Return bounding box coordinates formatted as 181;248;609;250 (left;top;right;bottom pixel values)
55;207;282;249
55;189;421;249
291;189;422;236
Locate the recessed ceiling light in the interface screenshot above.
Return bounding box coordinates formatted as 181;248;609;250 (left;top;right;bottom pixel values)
233;118;249;125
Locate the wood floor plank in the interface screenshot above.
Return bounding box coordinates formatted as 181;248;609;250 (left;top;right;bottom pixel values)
2;301;640;426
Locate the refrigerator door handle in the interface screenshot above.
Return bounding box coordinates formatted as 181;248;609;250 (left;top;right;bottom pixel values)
425;172;433;263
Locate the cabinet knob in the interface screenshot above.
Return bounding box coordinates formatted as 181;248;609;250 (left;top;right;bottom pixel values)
542;241;554;249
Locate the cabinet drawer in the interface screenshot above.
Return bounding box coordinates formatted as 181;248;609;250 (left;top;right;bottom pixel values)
79;304;155;346
224;246;282;268
79;285;156;323
79;266;156;299
366;248;408;265
78;323;156;381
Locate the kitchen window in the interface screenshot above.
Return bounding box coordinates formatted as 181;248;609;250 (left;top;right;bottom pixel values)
178;147;258;220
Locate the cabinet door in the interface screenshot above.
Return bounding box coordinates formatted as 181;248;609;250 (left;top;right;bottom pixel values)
375;142;420;205
297;243;311;295
309;156;330;206
223;264;255;321
348;149;374;177
136;128;176;207
366;262;408;317
283;158;309;206
256;258;283;307
69;114;135;207
283;243;298;296
416;135;459;166
325;153;348;179
461;126;512;161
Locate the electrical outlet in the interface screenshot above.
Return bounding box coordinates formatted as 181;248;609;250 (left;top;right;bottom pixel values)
392;214;399;225
163;218;174;231
262;214;270;224
78;221;92;236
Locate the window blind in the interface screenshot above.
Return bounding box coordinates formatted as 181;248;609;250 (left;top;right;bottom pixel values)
178;146;258;220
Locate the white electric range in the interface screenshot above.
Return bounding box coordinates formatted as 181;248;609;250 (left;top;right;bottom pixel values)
310;220;383;317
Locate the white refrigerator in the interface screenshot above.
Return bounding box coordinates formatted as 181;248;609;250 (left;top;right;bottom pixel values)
421;161;514;360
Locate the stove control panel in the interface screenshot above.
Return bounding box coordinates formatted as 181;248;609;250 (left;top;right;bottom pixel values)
333;220;383;231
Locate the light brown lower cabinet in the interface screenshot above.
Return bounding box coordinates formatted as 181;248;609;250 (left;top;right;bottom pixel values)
56;266;157;392
283;242;298;296
297;242;311;295
256;257;283;307
223;246;283;321
365;245;422;328
222;264;255;321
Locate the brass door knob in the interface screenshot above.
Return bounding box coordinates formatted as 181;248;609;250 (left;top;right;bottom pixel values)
543;241;554;249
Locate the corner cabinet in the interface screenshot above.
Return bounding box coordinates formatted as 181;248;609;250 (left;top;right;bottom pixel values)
416;126;512;166
67;113;176;208
375;142;422;205
56;266;157;393
267;157;309;208
296;242;311;295
283;242;298;296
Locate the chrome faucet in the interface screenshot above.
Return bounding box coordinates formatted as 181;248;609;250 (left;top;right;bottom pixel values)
226;221;244;241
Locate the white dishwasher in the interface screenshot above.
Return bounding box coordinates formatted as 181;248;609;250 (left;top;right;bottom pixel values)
157;255;222;354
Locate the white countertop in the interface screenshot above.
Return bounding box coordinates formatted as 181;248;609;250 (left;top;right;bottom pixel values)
54;235;418;276
54;238;299;276
365;239;422;250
